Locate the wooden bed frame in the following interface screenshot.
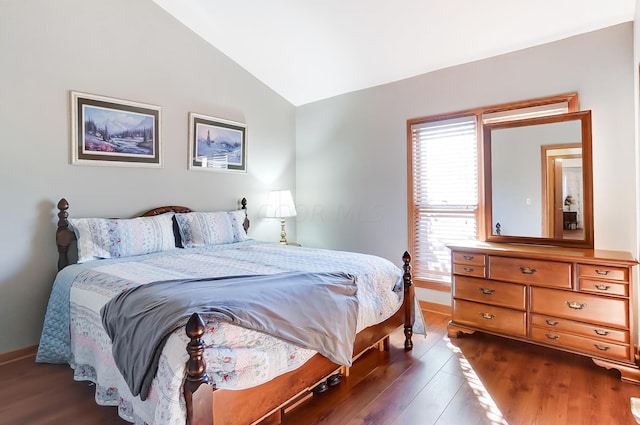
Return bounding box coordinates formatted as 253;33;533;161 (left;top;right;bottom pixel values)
54;198;415;425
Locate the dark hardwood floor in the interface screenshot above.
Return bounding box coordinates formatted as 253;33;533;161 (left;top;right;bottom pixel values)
2;311;639;425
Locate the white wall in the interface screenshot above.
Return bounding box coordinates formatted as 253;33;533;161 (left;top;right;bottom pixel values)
0;0;296;353
296;23;637;306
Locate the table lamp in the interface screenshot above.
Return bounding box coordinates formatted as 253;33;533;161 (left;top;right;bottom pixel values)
265;190;297;244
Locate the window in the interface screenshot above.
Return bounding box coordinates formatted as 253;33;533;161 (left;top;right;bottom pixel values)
408;116;479;285
407;94;578;290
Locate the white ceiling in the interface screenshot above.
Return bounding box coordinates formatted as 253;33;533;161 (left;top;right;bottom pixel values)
152;0;636;106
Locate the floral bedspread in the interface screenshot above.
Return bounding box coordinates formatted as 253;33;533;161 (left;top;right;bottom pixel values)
37;240;404;425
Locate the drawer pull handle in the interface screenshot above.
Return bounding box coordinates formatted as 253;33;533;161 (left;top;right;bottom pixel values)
463;255;474;261
565;301;586;310
479;288;495;295
479;312;495;320
545;334;560;340
463;267;474;273
594;284;611;291
519;266;537;275
594;269;610;276
545;320;559;326
594;329;610;336
594;344;610;352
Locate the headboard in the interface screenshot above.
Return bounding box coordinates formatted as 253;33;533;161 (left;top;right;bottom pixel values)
55;197;250;271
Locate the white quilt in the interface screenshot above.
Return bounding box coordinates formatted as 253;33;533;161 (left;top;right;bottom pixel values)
38;240;404;425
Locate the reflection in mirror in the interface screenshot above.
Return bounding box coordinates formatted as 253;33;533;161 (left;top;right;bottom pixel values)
484;110;593;248
543;145;582;240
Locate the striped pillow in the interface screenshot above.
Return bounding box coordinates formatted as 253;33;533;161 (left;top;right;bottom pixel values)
175;211;248;248
69;213;176;263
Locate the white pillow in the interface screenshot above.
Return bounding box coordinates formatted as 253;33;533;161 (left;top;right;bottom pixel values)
69;213;176;263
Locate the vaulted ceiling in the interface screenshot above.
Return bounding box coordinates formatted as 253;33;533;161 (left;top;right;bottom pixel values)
152;1;635;106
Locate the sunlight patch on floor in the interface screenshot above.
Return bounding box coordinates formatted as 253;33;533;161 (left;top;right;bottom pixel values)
446;337;509;425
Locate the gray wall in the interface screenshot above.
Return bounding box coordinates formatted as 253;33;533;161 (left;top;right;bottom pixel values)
1;2;637;354
0;0;296;353
296;23;637;305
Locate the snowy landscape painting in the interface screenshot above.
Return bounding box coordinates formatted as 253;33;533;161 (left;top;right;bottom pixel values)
71;91;161;167
189;113;246;172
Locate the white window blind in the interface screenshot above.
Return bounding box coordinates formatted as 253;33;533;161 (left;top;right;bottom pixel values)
410;116;478;284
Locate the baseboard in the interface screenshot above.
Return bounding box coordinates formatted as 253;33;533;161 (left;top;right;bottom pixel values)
419;300;451;316
0;344;37;366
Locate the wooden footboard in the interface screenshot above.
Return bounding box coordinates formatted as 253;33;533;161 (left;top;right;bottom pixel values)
184;252;415;425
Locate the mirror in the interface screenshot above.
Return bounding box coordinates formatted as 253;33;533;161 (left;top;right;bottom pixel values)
483;110;593;248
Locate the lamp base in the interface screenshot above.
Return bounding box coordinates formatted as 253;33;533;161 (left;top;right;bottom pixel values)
279;218;288;244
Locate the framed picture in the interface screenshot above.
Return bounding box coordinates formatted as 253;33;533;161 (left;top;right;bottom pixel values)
188;113;246;172
71;91;162;167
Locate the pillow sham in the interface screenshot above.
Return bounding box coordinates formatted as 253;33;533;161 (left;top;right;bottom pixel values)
175;210;248;248
69;213;176;263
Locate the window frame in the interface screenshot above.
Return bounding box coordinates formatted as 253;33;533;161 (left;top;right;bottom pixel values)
407;93;579;291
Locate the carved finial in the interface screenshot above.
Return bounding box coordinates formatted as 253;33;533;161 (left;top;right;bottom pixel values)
402;251;412;286
402;251;411;264
240;197;250;233
57;198;69;229
56;198;74;271
185;313;209;394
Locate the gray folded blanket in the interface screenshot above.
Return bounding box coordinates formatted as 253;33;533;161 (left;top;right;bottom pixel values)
101;272;359;400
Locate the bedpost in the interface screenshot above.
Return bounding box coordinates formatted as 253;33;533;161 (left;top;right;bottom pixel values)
402;251;414;350
56;198;75;271
240;197;250;233
185;313;214;425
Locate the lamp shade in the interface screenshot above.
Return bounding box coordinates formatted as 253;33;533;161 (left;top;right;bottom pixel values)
265;190;297;218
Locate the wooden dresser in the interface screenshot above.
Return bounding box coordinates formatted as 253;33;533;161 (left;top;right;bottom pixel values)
447;241;640;383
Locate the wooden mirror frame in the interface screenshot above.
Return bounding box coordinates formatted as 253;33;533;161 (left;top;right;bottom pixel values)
483;110;593;248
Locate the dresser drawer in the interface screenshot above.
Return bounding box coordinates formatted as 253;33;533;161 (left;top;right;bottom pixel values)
578;264;628;282
453;264;486;278
453;275;526;310
453;252;486;267
489;256;571;288
452;252;487;277
530;314;629;344
579;278;628;297
530;287;628;328
530;326;630;362
452;299;526;337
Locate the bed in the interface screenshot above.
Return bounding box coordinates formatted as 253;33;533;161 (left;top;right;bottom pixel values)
37;198;415;425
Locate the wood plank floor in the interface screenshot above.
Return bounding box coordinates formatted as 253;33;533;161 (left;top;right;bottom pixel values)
1;311;639;425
